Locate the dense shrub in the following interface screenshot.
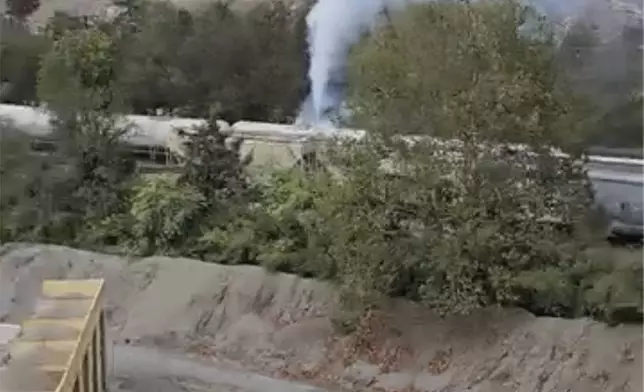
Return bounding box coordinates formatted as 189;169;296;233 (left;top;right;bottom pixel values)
100;174;205;255
320;1;610;316
0;122;77;243
239;169;333;276
177;116;251;201
580;249;643;324
89;116;253;256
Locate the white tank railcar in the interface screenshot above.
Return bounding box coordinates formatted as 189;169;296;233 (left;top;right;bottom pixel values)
0;103;230;152
1;104;642;184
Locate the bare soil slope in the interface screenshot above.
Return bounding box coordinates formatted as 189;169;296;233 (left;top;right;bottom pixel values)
0;243;641;392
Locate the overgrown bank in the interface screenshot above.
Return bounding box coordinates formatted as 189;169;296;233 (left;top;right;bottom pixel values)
0;244;642;392
0;0;642;326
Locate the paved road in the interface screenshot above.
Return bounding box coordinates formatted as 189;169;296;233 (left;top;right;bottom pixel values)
109;345;328;392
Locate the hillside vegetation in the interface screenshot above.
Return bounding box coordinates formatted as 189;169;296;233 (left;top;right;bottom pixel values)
0;0;642;326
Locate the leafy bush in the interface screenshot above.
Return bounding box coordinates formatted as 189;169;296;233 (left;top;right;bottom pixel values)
246;169;333;276
0;122;80;243
579;248;643;324
90;115;254;256
174;166;338;280
193;168;331;274
126;174;206;255
177;115;251;201
38;27;121;113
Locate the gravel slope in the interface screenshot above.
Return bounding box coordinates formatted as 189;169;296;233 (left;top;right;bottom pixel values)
0;243;642;392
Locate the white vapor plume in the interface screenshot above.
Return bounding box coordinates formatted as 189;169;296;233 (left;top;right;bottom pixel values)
297;0;392;129
297;0;643;129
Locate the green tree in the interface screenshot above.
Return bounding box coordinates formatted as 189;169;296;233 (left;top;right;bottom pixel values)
4;0;40;21
124;174;206;255
35;27;135;242
319;0;602;315
115;0;308;122
558;20;643;149
114;0;194;114
38;28;120;112
348;0;589;149
0;121;79;243
177;114;251;203
0;16;50;104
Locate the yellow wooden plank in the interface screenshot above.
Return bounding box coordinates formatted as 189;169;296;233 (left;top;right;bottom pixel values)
33;299;93;319
20;318;84;341
78;360;85;392
35;364;68;373
41;280;103;299
0;366;65;391
94;320;104;392
86;339;94;392
9;340;77;351
9;340;76;367
54;280;104;392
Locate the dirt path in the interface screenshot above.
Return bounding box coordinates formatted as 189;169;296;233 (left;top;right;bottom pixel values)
110;345;329;392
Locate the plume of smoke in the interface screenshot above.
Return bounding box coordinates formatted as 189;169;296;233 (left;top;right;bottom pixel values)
297;0;642;130
296;0;391;129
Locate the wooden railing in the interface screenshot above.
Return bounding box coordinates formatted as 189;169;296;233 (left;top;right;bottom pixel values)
0;279;107;392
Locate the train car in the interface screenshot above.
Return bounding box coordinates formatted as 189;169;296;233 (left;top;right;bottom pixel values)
0;104;230;166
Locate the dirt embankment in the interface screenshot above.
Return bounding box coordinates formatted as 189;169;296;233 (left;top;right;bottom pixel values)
0;243;641;392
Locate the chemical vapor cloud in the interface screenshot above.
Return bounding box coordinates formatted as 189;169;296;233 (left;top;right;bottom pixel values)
297;0;643;129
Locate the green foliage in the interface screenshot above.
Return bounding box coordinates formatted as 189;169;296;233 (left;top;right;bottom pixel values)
591;93;643;148
246;170;333;276
115;0;308;121
38;27;134;222
4;0;40;21
579;249;643;324
189;168;333;277
0;16;51;104
112;0;194;113
124;174;206;255
0;122;79;243
90;115;254;257
331;0;608;315
38;27;121;112
9;25;137;245
177;116;250;201
347;0;589;149
515;248;643;324
558;20;643;148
